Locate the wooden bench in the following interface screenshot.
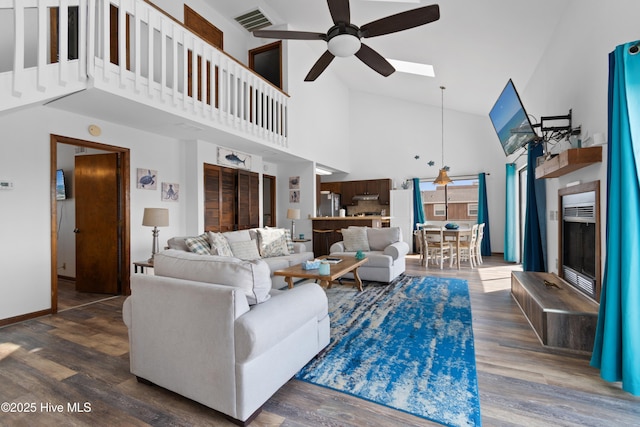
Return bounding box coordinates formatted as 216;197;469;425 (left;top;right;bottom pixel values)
511;271;599;353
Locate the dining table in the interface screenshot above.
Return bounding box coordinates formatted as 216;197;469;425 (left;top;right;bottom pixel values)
422;227;473;269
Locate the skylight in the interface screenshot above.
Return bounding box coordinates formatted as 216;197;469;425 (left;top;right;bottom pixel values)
387;59;435;77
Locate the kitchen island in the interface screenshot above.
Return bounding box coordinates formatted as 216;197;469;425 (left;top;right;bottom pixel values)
311;216;391;256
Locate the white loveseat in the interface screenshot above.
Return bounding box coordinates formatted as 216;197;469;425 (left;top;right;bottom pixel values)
329;226;410;283
122;250;330;425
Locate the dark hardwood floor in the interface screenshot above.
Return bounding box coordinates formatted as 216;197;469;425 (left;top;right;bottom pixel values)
57;278;119;311
1;256;639;426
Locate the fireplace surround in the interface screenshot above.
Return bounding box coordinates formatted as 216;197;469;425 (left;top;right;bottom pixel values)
558;181;601;302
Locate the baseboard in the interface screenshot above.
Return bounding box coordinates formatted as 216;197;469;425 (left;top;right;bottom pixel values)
0;308;52;328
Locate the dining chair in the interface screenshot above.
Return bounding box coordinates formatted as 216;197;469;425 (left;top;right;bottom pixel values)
421;227;454;269
456;224;479;269
475;223;485;265
414;223;429;266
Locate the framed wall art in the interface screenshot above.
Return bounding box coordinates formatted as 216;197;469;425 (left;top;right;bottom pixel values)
218;147;251;170
161;182;179;202
136;168;157;190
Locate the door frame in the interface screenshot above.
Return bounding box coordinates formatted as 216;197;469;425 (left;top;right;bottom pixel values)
50;134;131;314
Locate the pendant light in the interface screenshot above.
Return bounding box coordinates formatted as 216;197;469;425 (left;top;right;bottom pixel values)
434;85;452;185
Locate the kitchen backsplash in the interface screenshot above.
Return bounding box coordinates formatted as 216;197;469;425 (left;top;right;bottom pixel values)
346;200;387;216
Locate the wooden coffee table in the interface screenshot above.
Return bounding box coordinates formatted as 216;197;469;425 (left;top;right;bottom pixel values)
274;255;369;291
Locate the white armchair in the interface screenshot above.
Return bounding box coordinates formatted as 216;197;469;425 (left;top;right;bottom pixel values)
329;227;410;282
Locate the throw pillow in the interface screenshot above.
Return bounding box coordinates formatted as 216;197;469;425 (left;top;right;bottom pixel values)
257;228;290;257
341;227;370;252
185;233;212;255
229;240;261;260
208;232;234;257
367;227;401;251
282;228;295;253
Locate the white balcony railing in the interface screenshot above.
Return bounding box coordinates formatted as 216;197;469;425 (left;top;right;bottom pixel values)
0;0;288;147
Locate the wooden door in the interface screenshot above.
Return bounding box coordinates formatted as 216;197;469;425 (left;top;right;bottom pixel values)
204;164;236;232
75;153;119;294
263;174;276;227
249;171;260;228
237;170;259;230
204;163;221;231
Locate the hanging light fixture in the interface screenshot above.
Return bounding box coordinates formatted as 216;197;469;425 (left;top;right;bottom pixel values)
434;85;453;185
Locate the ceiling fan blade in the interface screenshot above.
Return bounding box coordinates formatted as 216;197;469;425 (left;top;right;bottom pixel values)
305;51;336;81
360;4;440;38
253;30;327;41
355;44;395;77
328;0;350;24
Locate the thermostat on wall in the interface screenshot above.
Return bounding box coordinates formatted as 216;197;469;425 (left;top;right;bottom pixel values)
0;181;14;190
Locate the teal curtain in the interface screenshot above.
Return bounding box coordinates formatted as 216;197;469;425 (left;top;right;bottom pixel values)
590;41;640;396
522;142;546;272
412;178;425;229
477;173;492;256
504;163;518;262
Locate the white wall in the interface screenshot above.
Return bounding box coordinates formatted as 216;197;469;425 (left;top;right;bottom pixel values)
0;106;186;320
520;0;639;274
347;90;508;253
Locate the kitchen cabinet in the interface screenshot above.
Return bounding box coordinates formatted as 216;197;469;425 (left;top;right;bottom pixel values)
320;178;391;206
320;181;342;194
341;181;358;205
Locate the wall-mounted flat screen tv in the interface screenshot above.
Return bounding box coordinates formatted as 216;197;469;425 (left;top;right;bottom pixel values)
56;169;67;200
489;79;538;156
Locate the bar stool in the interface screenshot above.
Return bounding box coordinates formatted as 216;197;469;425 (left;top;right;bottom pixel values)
313;229;333;256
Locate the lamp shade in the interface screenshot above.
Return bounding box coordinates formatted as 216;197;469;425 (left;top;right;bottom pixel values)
286;208;301;220
142;208;169;227
434;168;452;186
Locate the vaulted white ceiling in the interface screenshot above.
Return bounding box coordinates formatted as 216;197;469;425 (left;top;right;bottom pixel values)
209;0;570;117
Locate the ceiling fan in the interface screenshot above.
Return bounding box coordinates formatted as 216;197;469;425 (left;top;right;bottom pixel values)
253;0;440;81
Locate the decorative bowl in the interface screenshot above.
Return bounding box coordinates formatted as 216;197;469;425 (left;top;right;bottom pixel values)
445;223;459;230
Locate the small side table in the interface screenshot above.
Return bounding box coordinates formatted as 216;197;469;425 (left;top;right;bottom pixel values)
133;260;154;274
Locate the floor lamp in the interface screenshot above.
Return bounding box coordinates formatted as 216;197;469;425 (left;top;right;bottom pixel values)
142;207;169;263
287;208;300;238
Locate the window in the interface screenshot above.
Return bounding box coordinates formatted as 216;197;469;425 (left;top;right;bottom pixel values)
420;179;479;222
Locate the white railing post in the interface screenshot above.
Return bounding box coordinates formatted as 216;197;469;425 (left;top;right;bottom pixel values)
12;0;24;96
36;0;47;91
58;0;68;86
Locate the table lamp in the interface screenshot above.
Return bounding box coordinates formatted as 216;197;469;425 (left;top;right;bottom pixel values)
287;208;300;238
142;207;169;262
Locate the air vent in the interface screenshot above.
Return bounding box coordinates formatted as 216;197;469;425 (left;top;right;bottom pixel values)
235;9;272;32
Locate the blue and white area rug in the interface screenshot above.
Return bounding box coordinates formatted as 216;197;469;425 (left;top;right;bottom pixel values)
296;275;481;427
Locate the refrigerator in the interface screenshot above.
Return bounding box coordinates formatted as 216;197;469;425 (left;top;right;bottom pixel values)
390;189;414;252
319;191;341;217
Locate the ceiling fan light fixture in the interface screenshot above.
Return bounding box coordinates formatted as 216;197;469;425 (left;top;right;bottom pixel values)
328;34;361;57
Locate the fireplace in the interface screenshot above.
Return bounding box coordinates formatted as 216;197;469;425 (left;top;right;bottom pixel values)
559;182;601;302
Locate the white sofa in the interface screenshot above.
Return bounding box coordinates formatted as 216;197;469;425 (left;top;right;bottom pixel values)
123;249;330;425
329;226;410;283
167;228;314;289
